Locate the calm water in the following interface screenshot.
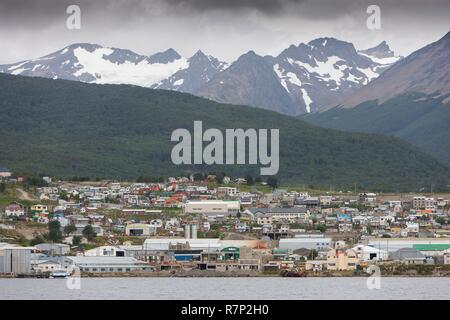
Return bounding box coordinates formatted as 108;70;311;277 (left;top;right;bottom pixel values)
0;277;449;300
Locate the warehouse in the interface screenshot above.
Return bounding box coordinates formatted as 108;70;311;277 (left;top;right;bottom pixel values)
66;256;154;273
35;243;70;255
183;200;240;216
368;238;450;252
279;235;332;251
0;246;33;275
143;238;222;251
125;223;157;236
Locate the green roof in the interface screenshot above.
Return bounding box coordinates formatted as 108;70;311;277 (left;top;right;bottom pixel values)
413;244;450;251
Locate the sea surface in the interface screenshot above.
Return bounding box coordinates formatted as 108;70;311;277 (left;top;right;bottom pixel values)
1;277;449;300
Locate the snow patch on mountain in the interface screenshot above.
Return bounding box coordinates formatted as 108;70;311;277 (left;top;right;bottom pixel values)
300;88;312;113
72;47;188;86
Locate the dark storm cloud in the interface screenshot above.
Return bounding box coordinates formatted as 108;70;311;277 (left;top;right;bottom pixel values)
0;0;449;64
164;0;304;15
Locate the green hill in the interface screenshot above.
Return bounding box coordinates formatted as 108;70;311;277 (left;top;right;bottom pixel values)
0;73;449;191
303;92;450;166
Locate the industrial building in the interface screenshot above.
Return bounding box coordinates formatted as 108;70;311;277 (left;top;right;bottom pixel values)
66;256;154;273
247;207;309;223
143;238;222;251
279;235;332;251
183;200;240;216
125;223;157;236
367;238;450;253
0;246;33;275
35;243;71;256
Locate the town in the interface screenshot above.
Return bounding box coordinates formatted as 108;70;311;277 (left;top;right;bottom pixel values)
1;167;450;278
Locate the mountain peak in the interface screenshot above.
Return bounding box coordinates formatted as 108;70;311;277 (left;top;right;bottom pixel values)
64;43;102;52
191;49;208;60
441;30;450;40
308;37;350;48
148;48;181;64
359;41;396;59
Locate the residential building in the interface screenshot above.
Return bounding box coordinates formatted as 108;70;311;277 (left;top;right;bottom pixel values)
326;249;359;271
4;203;26;217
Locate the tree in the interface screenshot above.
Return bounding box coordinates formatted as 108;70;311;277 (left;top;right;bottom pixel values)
266;177;278;189
72;235;82;246
82;224;97;242
47;221;63;243
193;173;204;181
30;234;46;246
315;224;326;233
0;183;5;193
245;175;254;185
64;224;77;235
28;176;48;187
435;217;446;225
309;249;318;260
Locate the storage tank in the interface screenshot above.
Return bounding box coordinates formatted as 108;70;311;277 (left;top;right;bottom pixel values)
190;224;197;239
184;225;190;239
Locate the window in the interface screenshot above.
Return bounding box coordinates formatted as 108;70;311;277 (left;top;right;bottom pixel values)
92;268;97;271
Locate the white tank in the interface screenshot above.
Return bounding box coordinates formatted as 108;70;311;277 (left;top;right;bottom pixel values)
190;224;197;239
184;224;190;239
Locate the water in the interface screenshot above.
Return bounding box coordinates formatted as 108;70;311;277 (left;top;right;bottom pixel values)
0;277;449;300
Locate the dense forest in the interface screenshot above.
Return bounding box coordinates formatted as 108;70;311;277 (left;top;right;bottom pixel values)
0;73;449;192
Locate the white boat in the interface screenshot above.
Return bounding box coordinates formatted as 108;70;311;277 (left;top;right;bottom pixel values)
50;270;69;278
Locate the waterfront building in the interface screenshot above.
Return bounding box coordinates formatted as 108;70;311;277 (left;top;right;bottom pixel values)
326;249;359;271
66;256;154;273
0;246;33;275
279;235;332;251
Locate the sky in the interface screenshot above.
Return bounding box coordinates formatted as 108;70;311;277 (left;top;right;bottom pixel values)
0;0;449;64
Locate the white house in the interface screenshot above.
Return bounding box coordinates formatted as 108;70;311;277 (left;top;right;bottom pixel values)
4;203;26;217
0;168;12;178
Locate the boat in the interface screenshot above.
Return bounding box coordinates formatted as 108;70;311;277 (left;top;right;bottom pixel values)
50;270;69;278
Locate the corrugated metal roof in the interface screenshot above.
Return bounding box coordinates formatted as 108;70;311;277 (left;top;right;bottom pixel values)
413;244;450;251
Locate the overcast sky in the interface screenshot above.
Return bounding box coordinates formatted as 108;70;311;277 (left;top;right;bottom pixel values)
0;0;449;64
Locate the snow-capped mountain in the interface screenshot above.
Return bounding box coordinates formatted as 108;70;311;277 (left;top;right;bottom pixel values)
196;50;301;115
152;50;228;93
329;31;450;108
0;38;401;115
197;38;401;115
0;44;220;88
